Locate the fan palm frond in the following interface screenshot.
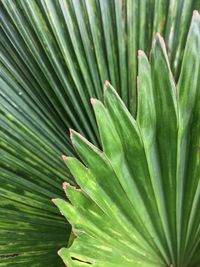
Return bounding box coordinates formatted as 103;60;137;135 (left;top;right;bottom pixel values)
54;11;200;267
0;1;199;266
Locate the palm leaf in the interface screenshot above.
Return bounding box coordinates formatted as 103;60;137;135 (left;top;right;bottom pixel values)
0;0;199;266
54;11;200;267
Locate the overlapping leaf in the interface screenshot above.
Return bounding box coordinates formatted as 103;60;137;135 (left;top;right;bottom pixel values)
54;11;200;267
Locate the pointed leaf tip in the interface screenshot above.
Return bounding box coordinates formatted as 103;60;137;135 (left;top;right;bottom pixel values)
104;80;110;87
69;128;74;135
155;32;161;37
138;50;145;57
193;10;199;17
63;182;81;192
69;128;75;143
70;129;87;143
104;80;111;91
63;182;70;190
152;32;164;47
151;32;170;68
90;97;96;105
51;198;57;203
62;155;67;161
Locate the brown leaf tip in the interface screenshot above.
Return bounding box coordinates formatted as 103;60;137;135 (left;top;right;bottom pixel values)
138;50;145;57
90;97;96;105
51;198;56;203
104;80;110;87
63;182;71;190
61;155;67;161
63;182;81;192
69;128;75;143
193;10;199;17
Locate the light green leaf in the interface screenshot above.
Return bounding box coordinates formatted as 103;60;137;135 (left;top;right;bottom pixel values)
55;12;200;267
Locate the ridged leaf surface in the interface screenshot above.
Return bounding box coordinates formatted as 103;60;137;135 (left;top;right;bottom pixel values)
0;1;200;266
54;12;200;267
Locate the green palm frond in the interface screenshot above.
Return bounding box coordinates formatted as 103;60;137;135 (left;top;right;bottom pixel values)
0;74;73;266
0;1;200;266
54;11;200;267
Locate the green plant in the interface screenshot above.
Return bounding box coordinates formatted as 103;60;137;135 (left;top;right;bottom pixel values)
0;1;199;266
54;11;200;267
